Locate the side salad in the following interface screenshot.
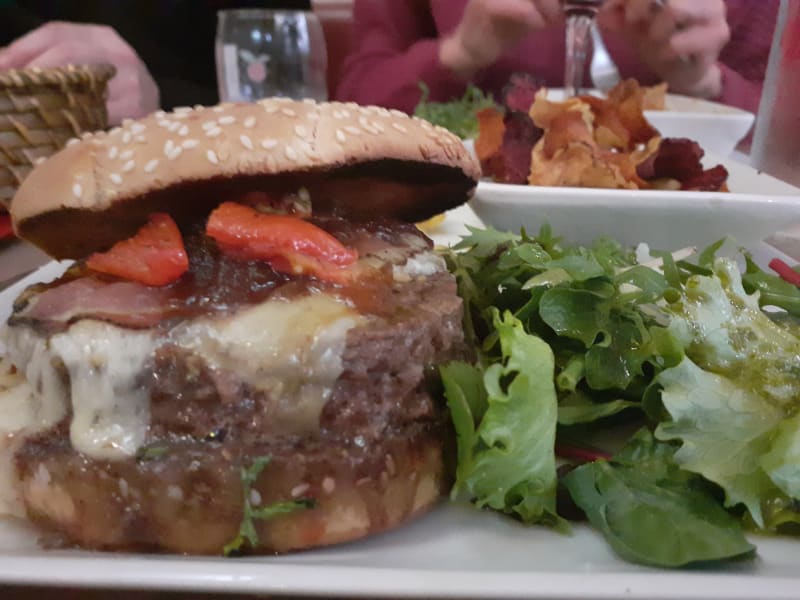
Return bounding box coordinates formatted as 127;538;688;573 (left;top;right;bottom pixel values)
441;226;800;567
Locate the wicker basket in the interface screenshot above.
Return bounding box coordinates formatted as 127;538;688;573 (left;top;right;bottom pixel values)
0;64;116;207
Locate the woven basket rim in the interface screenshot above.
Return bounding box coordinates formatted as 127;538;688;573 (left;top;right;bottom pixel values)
0;64;116;89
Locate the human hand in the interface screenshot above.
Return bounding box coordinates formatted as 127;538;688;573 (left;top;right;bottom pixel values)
0;22;160;125
440;0;564;79
600;0;730;98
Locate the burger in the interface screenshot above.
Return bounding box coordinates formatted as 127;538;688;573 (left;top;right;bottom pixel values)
0;98;480;554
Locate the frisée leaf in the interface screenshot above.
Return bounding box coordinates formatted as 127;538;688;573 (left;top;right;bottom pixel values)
440;310;563;526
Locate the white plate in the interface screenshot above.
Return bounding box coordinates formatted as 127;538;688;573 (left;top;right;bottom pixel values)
470;154;800;252
543;89;755;157
0;230;799;598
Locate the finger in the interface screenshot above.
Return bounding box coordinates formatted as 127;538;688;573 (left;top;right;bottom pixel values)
536;0;565;26
0;23;66;71
644;8;679;44
623;0;662;28
597;0;628;33
665;0;726;26
665;22;729;62
23;42;110;69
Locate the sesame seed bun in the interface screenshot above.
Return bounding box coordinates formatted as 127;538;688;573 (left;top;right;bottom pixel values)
10;99;481;259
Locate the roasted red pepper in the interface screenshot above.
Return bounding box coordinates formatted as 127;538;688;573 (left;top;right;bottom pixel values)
87;213;189;286
769;258;800;288
206;202;358;282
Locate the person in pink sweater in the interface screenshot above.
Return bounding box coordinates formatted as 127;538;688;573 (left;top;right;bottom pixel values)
335;0;778;115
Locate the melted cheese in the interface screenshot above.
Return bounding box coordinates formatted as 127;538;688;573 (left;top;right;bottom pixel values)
0;292;364;464
49;321;155;460
173;294;365;433
393;251;446;281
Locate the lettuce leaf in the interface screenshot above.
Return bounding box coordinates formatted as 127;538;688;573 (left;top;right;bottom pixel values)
564;430;755;567
440;310;562;526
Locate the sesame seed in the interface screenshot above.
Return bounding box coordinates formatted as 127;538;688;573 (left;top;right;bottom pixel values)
66;137;80;147
178;125;189;136
108;146;119;160
212;106;225;113
243;116;256;129
144;159;159;173
72;183;82;199
122;160;135;173
284;145;298;161
303;98;317;105
281;108;297;117
206;149;219;164
322;477;336;494
201;120;216;130
119;149;133;160
193;104;204;110
307;112;320;121
239;134;253;150
291;483;310;498
130;123;146;135
135;135;146;143
392;123;408;133
80;131;93;140
335;129;346;143
154;110;166;119
164;140;175;156
218;115;235;125
294;124;308;138
341;109;351;118
122;131;132;144
344;126;362;136
167;147;182;160
359;116;370;129
174;106;192;114
157;120;170;128
109;127;121;136
206;127;222;138
372;121;385;133
168;121;181;133
264;105;280;114
181;139;199;149
390;109;408;119
261;138;278;150
110;173;122;185
333;110;344;120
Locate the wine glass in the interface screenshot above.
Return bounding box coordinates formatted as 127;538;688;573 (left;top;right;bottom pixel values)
562;0;604;96
215;8;328;103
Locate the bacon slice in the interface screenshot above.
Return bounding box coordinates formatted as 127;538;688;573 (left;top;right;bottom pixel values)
16;278;172;329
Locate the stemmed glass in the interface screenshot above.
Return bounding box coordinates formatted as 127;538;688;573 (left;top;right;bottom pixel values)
562;0;604;96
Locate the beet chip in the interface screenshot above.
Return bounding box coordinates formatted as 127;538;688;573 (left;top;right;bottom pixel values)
502;73;542;113
637;137;728;191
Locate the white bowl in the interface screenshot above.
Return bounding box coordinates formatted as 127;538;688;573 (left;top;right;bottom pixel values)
645;94;754;157
469;155;800;251
536;89;754;158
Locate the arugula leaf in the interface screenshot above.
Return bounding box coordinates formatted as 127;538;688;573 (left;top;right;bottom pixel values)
441;310;563;526
223;456;315;556
563;430;756;567
413;82;499;139
557;391;637;425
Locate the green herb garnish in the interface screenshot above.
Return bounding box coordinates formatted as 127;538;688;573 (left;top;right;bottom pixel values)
136;444;169;462
223;456;316;556
413;82;498;139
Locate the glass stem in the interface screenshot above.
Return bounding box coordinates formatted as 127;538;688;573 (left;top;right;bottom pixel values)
564;12;595;96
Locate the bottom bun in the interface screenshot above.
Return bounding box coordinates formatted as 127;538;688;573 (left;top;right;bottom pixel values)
15;422;451;554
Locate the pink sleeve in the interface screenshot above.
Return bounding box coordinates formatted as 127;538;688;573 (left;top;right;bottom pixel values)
712;0;780;113
334;0;467;113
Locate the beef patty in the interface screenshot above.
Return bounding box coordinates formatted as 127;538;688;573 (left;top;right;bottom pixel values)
5;217;464;554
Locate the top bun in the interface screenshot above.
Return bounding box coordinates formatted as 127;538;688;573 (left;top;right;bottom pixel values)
11;98;481;259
